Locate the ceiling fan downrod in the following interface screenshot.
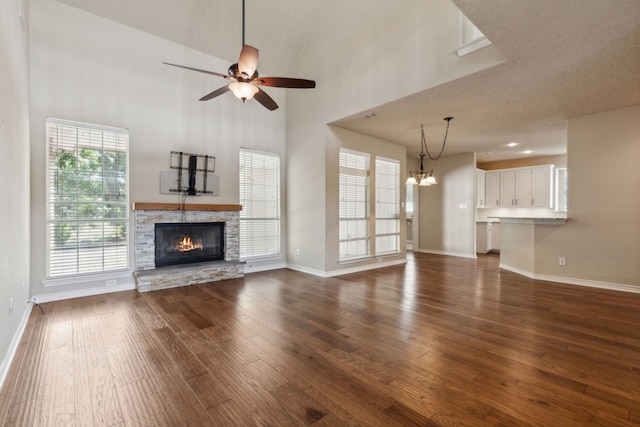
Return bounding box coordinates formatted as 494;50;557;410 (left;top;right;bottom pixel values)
242;0;246;46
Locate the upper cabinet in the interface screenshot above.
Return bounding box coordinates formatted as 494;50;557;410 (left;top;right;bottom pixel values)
478;165;554;209
530;165;554;207
485;172;500;207
499;170;516;207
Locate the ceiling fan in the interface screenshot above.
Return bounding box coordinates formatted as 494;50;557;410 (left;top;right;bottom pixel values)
163;0;315;111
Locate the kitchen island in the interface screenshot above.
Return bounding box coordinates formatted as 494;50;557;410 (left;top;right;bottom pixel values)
492;217;568;277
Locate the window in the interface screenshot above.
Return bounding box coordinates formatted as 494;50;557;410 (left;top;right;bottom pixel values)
46;118;129;278
339;149;370;260
556;168;568;212
239;149;280;258
405;183;414;218
457;12;491;56
375;158;400;255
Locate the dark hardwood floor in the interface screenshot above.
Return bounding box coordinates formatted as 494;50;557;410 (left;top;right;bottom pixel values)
1;252;639;426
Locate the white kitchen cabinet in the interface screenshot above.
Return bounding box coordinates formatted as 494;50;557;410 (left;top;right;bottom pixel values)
476;170;486;207
515;168;532;207
485;172;500;207
499;170;516;207
479;165;554;208
491;222;500;250
531;165;554;207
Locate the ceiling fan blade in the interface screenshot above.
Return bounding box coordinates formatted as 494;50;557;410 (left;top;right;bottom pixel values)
254;77;316;89
253;88;278;111
199;85;231;101
238;45;259;78
163;62;230;80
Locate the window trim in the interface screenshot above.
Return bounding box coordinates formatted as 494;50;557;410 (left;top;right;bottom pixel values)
555;167;568;213
457;11;491;57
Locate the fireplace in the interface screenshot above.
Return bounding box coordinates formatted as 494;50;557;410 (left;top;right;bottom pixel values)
154;222;224;268
133;203;243;292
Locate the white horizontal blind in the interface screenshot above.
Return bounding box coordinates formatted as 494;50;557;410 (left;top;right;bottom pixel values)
375;157;400;254
46;118;129;278
339;149;370;260
239;149;280;258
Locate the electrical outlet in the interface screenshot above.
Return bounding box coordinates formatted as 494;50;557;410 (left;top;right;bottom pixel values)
296;248;301;256
9;298;14;315
106;279;117;286
559;257;566;266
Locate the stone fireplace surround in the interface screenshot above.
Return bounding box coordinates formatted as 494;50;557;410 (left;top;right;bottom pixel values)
132;203;245;292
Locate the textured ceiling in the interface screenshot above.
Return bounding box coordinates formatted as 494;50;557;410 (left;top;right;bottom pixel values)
53;0;640;162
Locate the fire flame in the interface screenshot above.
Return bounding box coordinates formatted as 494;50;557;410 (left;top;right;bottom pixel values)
177;236;203;252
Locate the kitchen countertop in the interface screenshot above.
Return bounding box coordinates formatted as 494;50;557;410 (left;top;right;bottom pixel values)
490;217;568;225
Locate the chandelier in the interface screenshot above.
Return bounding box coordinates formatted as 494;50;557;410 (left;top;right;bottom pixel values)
406;117;453;186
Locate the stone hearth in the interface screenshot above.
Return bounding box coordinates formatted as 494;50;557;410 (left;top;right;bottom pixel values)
132;203;244;292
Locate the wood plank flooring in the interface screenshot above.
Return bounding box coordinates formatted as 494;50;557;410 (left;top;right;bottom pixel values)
1;252;639;426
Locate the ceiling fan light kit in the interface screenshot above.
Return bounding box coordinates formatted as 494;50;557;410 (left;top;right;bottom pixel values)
163;0;315;110
229;81;259;102
407;117;453;186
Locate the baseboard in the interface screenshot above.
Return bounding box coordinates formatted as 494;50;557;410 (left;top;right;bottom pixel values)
0;304;33;390
287;258;407;278
286;263;330;277
499;263;640;294
32;283;136;303
499;263;535;279
413;249;477;259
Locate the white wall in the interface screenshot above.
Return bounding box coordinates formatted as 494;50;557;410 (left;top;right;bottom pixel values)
416;153;476;258
29;0;287;300
534;105;640;290
286;0;505;274
0;0;31;387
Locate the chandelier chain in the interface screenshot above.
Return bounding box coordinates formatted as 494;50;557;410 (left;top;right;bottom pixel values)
423;117;452;161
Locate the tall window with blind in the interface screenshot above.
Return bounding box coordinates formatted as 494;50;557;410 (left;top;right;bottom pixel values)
46;118;129;278
375;158;400;254
339;149;370;260
239;149;281;258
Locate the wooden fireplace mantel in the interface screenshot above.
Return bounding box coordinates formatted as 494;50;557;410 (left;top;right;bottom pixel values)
132;202;242;211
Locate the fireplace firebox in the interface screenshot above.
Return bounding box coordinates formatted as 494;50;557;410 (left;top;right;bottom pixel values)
154;222;224;267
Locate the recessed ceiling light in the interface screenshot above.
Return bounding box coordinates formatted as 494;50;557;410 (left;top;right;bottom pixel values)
507;142;518;147
523;150;533;154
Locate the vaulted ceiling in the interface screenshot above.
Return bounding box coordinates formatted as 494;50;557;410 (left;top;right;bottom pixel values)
53;0;640;162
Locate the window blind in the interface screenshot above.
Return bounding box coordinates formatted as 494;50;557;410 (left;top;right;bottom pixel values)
46;118;129;278
339;149;370;260
239;149;280;258
375;157;400;254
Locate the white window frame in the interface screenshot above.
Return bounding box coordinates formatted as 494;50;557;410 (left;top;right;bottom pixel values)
239;148;281;259
555;167;568;212
46;118;129;279
339;149;370;261
457;11;492;57
375;157;401;255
